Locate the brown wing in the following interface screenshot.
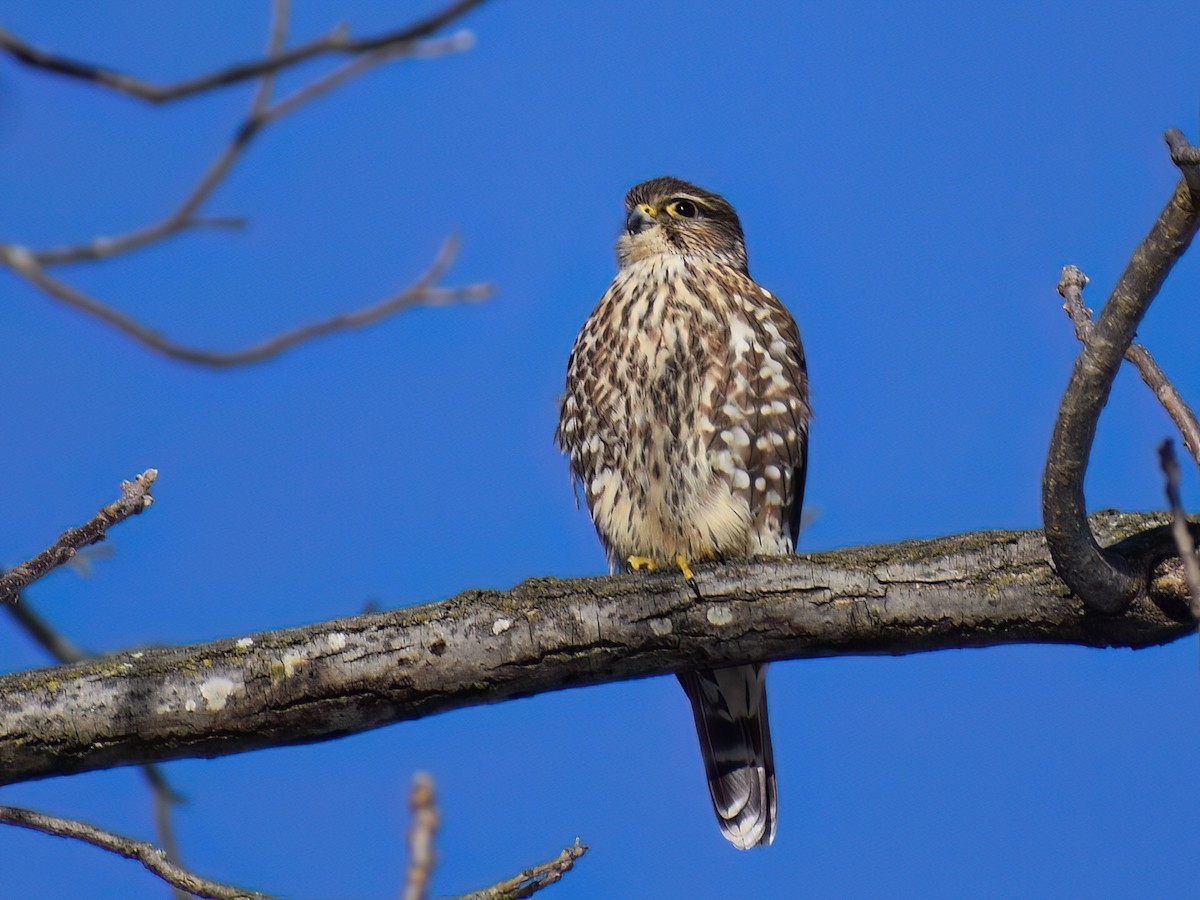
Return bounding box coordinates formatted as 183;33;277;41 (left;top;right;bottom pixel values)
706;279;810;555
556;295;611;509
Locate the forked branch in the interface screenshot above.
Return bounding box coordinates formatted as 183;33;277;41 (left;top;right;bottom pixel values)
1057;266;1200;468
1043;130;1200;614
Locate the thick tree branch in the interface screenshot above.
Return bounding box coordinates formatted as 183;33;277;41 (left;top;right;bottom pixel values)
1;511;1195;787
1043;131;1200;614
0;470;156;605
0;805;276;900
0;0;487;104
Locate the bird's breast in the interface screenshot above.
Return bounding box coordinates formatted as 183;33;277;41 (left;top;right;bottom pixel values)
568;257;752;562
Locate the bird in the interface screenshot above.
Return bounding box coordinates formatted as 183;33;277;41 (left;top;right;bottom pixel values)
555;176;810;849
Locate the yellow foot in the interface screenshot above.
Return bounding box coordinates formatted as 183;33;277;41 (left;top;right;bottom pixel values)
674;554;703;599
628;555;658;572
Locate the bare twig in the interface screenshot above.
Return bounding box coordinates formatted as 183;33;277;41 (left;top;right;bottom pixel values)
1043;131;1200;614
260;30;474;130
0;0;488;103
454;840;588;900
1058;265;1200;468
0;470;156;605
2;238;490;366
0;805;275;900
17;28;473;268
250;0;292;116
1158;440;1200;617
402;774;439;900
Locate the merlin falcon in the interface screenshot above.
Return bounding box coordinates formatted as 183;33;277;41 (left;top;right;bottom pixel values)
555;177;811;849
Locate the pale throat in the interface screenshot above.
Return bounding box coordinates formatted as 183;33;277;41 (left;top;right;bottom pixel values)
616;233;747;272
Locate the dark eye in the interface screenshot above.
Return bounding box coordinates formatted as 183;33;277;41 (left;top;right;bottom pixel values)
670;199;698;218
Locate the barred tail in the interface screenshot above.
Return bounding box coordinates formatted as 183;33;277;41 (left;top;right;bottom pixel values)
678;663;777;849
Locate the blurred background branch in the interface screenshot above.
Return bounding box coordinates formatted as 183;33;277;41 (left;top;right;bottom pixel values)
0;0;486;103
0;0;492;366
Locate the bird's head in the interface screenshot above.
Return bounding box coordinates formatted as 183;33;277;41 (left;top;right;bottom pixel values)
616;176;749;273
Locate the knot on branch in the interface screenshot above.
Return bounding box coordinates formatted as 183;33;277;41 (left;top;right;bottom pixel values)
1098;524;1200;622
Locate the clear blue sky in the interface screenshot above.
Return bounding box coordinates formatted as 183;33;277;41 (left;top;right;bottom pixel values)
3;2;1200;897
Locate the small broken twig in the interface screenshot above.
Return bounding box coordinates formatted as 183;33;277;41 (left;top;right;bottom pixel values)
0;470;157;605
453;840;588;900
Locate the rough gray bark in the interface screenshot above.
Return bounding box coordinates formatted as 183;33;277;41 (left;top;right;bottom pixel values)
1;511;1192;787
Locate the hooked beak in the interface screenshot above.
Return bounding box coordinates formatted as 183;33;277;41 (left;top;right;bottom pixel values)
625;203;657;235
